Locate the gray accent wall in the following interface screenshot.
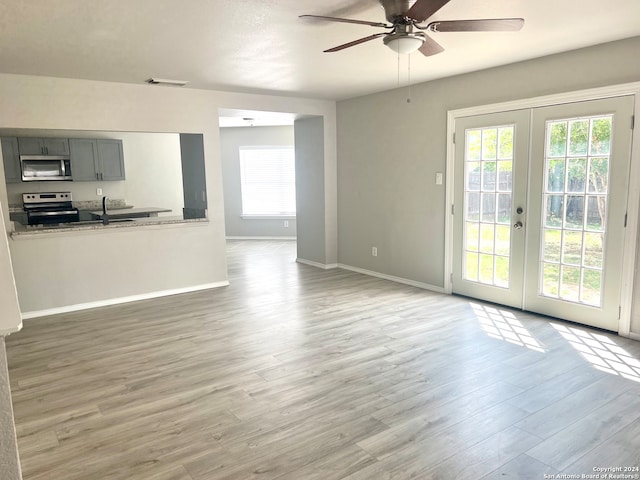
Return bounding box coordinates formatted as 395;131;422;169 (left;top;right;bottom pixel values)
295;117;329;265
336;36;640;332
220;126;297;237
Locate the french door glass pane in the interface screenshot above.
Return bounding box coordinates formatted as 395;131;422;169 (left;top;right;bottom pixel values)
463;126;514;287
540;115;612;306
543;229;561;262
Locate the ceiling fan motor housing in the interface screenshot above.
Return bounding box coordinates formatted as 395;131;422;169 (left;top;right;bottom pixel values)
379;0;419;23
300;0;524;56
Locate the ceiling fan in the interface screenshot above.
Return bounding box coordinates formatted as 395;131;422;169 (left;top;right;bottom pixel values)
300;0;524;56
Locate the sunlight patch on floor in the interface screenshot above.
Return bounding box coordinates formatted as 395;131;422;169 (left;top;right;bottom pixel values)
551;323;640;382
470;302;545;352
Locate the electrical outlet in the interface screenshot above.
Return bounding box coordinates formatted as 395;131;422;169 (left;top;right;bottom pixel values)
284;220;289;228
96;188;103;196
372;246;378;257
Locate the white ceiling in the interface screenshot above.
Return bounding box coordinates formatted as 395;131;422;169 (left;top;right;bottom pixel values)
0;0;639;102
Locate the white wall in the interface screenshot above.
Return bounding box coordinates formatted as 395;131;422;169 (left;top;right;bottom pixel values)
0;202;21;334
0;73;337;315
120;132;183;216
0;338;21;480
220;125;297;237
336;36;640;331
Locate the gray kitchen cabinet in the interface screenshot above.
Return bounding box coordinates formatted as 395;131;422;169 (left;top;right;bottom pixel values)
180;134;207;218
1;137;21;183
9;211;27;225
18;137;70;156
69;138;99;181
97;139;125;181
69;138;125;181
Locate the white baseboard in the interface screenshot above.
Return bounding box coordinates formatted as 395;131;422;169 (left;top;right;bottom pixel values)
338;263;446;294
625;331;640;342
21;281;230;320
296;258;338;270
226;236;296;240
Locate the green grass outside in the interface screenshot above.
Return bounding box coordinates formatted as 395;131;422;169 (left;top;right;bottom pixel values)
464;222;603;304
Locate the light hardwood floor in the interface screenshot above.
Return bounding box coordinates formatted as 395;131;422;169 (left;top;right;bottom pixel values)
6;240;640;479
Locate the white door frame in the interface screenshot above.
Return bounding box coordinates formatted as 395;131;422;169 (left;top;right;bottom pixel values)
445;82;640;337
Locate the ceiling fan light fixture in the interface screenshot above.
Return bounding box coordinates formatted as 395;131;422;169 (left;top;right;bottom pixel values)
383;33;425;54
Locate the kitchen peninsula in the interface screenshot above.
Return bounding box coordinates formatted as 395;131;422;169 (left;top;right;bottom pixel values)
7;192;203;237
10;215;206;237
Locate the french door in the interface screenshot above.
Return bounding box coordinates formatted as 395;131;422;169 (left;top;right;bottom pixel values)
452;96;634;331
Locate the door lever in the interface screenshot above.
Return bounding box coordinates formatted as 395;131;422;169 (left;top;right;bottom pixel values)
514;221;524;230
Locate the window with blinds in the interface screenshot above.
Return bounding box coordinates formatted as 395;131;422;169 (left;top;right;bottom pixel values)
239;146;296;216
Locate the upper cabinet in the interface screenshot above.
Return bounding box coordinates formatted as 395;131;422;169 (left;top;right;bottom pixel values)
3;136;126;184
69;138;125;181
1;137;21;183
18;137;69;156
69;139;99;181
97;139;126;181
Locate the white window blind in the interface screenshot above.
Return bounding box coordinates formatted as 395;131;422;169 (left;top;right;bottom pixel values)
239;147;296;216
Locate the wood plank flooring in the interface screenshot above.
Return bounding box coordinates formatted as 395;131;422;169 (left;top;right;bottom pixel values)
6;239;640;479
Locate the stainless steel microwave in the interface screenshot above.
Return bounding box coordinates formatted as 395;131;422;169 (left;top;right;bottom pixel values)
20;155;72;181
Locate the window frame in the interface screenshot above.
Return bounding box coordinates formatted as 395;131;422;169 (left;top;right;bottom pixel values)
239;145;296;218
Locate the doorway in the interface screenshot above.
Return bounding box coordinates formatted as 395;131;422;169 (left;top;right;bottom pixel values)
451;96;635;331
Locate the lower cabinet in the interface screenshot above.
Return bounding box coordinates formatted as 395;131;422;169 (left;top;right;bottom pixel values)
70;139;125;181
9;212;27;225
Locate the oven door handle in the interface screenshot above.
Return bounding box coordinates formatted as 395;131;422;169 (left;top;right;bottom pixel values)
29;210;78;216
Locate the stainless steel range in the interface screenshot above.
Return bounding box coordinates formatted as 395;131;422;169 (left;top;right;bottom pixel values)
23;192;80;225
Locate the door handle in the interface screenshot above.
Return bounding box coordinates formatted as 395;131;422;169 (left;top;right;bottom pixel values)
514;221;524;230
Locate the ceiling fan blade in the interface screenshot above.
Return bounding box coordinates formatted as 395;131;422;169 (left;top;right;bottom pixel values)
418;34;445;56
324;33;387;52
406;0;452;23
299;14;389;28
428;18;525;32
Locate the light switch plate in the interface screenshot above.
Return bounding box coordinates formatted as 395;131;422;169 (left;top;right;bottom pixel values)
435;173;443;185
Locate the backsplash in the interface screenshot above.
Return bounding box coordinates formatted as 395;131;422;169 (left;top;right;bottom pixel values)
73;199;129;211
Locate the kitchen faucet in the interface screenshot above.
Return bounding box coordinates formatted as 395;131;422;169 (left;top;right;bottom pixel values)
102;196;110;225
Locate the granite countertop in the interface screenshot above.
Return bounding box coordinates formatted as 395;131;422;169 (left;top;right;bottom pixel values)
10;216;207;237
